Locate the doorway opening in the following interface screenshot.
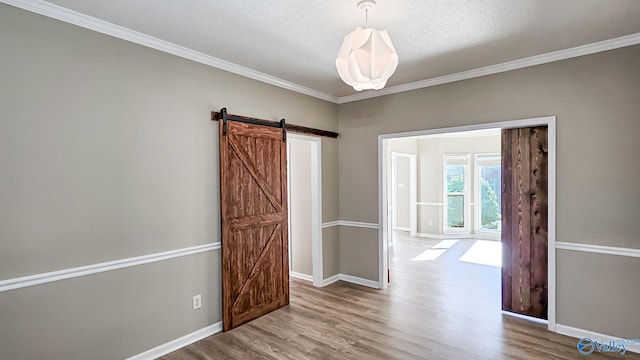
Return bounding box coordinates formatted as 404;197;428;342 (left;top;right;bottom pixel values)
378;116;556;331
287;133;323;287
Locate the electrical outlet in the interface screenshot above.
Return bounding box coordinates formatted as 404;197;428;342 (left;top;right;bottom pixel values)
192;294;202;310
428;220;433;226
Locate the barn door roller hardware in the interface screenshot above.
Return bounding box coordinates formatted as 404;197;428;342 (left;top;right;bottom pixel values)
212;108;339;139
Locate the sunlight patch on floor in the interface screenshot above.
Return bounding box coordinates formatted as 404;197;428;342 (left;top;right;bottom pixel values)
432;239;459;249
411;249;447;261
459;240;502;267
411;240;458;261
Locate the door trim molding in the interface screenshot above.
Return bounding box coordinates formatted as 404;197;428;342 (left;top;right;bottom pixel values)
0;243;220;293
378;115;557;331
288;133;324;287
556;242;640;258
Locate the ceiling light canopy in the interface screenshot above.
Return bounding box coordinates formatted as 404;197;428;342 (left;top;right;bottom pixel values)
336;0;398;91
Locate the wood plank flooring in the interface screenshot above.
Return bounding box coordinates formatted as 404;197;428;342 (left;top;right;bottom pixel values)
161;233;638;359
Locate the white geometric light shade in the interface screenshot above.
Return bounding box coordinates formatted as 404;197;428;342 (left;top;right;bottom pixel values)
335;26;398;91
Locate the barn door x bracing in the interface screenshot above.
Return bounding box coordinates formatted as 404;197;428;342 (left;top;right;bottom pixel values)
501;126;548;320
219;120;289;331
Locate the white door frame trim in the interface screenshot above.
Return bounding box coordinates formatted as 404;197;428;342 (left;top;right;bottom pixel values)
287;133;323;287
378;116;557;331
390;152;417;237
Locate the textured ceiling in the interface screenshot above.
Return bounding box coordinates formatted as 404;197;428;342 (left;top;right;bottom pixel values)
34;0;640;98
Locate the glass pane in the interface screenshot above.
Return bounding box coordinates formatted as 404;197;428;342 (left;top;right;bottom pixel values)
479;165;501;230
446;165;464;193
447;195;464;228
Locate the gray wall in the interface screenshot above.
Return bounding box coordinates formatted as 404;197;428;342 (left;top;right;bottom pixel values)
393;156;411;229
0;4;337;360
337;44;640;336
339;227;379;281
2;1;640;356
417;138;441;234
321;136;340;280
289;139;313;276
322;227;340;279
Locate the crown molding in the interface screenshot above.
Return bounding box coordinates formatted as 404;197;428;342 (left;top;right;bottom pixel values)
337;32;640;104
0;0;339;103
3;0;640;105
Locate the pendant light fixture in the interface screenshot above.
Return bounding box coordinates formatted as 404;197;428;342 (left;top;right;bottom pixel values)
335;0;398;91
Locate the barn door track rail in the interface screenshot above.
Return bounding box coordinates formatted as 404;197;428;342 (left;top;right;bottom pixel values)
212;108;339;139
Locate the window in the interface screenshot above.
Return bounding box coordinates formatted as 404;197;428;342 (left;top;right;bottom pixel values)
475;154;501;232
443;155;469;233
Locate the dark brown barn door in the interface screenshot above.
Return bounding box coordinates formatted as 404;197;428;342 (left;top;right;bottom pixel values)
501;126;548;320
219;121;289;331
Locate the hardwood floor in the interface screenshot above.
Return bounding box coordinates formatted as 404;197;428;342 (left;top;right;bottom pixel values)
161;233;637;359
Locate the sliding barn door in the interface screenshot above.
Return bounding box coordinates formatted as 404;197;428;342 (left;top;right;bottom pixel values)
501;126;548;320
219;121;289;331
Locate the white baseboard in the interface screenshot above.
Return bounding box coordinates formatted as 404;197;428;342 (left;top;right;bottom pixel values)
501;310;548;326
556;324;640;354
416;232;473;240
322;273;379;288
416;233;444;239
339;274;380;288
473;231;501;241
127;322;223;360
394;226;411;232
290;271;313;282
322;274;341;286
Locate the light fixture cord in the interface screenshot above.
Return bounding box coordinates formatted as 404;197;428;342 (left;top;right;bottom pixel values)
365;8;369;28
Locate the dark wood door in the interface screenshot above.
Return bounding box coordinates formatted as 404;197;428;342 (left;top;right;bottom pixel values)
219;121;289;331
501;126;548;320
